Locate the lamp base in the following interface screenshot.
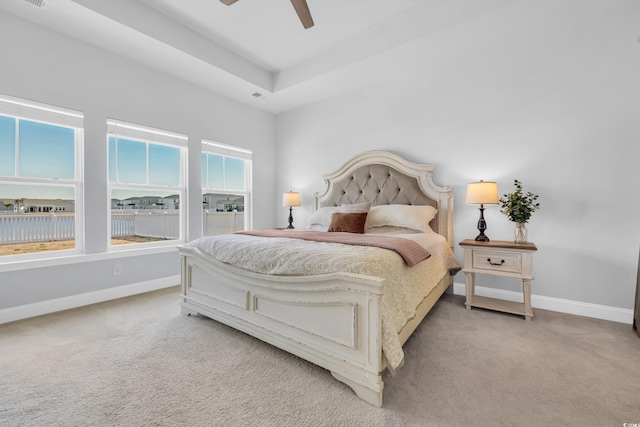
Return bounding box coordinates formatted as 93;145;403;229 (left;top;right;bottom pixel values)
475;233;490;242
475;205;490;242
287;207;294;229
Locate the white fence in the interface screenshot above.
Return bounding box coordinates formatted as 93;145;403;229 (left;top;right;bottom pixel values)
203;211;244;235
133;211;180;240
111;212;136;237
0;211;245;245
0;213;75;244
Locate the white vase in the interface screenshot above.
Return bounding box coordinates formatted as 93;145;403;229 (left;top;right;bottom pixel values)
514;222;528;243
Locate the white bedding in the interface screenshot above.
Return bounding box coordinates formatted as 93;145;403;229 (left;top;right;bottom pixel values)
186;229;460;368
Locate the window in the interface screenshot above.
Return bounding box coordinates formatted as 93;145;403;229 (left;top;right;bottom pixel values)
107;119;186;248
201;140;252;236
0;95;83;258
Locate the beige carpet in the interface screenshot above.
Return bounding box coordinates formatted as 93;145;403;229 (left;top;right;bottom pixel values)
1;287;639;426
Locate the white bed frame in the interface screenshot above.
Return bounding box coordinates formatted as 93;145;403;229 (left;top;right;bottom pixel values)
179;150;454;407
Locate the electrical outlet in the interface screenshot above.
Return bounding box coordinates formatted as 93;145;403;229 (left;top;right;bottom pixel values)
113;264;122;276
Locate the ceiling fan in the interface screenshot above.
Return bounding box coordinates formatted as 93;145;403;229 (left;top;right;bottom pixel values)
220;0;315;29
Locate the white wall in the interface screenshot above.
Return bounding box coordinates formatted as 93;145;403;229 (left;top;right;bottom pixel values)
1;1;638;321
276;1;640;312
0;12;276;310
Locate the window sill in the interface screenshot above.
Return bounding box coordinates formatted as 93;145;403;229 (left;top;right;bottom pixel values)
0;244;181;273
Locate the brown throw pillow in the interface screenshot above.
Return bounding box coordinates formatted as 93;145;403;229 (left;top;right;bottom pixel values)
327;212;368;234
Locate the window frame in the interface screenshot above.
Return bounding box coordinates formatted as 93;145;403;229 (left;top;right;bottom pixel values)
201;140;253;234
107;119;187;250
0;94;84;262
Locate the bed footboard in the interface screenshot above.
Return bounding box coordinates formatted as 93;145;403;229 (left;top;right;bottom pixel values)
179;246;386;406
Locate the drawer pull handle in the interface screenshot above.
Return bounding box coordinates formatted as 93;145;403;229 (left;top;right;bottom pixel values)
487;258;505;266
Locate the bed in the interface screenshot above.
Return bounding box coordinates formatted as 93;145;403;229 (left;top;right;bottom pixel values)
178;150;459;407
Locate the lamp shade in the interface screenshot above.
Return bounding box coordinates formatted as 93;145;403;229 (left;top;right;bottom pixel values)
466;181;499;205
282;191;301;207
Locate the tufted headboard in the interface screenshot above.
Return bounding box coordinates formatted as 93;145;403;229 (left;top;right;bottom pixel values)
313;150;454;247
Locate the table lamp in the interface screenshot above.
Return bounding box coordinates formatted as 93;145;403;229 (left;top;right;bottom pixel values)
466;180;499;241
282;191;301;229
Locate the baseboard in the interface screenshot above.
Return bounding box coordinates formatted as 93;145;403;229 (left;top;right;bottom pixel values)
0;275;180;325
453;282;634;324
2;278;632;326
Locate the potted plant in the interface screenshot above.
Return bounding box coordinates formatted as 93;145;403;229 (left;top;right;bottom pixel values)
499;180;540;243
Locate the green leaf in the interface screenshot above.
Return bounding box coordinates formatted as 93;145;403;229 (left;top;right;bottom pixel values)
499;179;540;223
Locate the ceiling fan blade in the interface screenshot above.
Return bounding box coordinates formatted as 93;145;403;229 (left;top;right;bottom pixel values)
290;0;314;29
220;0;239;5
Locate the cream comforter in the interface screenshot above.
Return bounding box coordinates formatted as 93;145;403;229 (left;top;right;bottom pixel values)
186;229;460;368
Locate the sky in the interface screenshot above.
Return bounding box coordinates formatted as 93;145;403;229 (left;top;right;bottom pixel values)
0;116;75;200
201;152;245;191
0;117;75;180
108;136;181;188
1;115;245;202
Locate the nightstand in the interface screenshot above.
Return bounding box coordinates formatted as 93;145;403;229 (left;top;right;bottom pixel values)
459;239;537;320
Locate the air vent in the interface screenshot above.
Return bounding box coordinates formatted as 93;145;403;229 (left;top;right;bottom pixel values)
23;0;48;8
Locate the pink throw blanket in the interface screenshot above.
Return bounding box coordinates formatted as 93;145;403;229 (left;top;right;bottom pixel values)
236;229;431;267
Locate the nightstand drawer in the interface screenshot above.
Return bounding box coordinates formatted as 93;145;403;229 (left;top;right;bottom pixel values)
471;249;522;274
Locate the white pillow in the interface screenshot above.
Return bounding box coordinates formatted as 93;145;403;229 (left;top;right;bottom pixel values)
306;206;340;228
365;204;437;233
340;202;371;213
305;224;329;232
365;225;430;235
